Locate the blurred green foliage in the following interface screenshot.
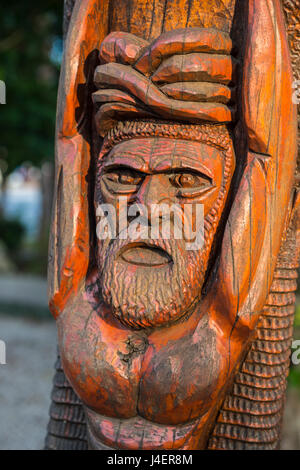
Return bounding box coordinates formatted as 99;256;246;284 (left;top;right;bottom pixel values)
295;303;300;328
0;1;63;175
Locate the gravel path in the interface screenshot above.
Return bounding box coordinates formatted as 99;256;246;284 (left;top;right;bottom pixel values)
0;276;47;308
0;315;56;450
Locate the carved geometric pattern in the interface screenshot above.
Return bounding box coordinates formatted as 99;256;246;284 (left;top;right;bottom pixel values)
44;356;88;450
282;0;300;185
207;210;299;450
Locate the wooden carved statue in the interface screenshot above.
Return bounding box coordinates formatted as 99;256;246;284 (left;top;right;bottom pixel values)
45;0;300;450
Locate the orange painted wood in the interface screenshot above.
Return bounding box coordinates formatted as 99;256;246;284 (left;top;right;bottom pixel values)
46;0;299;451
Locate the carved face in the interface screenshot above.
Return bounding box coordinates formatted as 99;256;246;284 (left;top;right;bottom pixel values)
95;135;235;329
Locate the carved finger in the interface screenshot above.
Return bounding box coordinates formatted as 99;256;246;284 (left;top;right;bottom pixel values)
151;53;237;85
94;63;234;135
95;103;156;135
135;28;233;75
160;82;233;104
99;31;149;65
93;89;138;106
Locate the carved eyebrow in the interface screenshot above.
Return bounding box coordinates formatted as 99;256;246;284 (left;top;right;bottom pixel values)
149;161;213;179
102;146;215;178
167;168;213;182
102;162;213;181
102;162;150;174
102;156;148;173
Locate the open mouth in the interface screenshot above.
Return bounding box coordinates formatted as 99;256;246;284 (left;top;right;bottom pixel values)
119;242;172;267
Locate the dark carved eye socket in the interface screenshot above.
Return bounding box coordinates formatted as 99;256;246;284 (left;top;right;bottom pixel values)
106;169;143;186
170;172;211;189
102;168;213;197
102;168;144;195
119;172;142;185
171;173;197;188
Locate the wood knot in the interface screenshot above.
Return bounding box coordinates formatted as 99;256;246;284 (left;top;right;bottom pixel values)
118;334;149;365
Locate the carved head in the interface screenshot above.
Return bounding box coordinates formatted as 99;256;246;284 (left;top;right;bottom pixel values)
95;121;235;329
92;28;236;330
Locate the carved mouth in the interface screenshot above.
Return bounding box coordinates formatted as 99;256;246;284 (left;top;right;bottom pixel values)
119;242;172;267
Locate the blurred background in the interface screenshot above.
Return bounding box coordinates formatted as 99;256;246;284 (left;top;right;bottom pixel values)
0;0;63;450
0;0;299;450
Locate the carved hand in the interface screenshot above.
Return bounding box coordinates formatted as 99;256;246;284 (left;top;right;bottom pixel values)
94;28;236;134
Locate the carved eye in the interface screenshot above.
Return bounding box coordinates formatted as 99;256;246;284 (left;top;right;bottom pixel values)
170;172;213;198
103;168;143;194
171;173;199;188
119;171;142;185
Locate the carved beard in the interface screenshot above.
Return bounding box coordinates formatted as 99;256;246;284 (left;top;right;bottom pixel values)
97;234;206;329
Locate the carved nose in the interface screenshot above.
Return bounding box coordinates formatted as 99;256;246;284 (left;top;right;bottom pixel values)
135;175;173;212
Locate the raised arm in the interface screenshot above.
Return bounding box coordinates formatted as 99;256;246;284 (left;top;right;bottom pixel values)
211;0;298;332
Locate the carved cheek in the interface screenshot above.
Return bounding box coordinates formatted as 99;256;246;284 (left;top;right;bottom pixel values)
196;148;224;216
174;148;225;220
97;176;119;205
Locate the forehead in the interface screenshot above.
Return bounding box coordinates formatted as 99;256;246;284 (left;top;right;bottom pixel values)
103;137;225;175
